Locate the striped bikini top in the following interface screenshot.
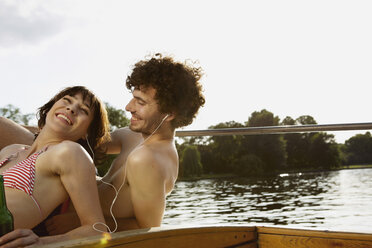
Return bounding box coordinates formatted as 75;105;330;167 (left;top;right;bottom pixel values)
0;146;48;216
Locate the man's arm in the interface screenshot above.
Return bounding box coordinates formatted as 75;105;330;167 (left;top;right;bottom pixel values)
0;117;34;150
101;128;142;181
104;127;143;155
126;149;166;228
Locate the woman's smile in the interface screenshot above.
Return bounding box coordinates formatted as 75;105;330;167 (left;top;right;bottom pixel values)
55;113;73;125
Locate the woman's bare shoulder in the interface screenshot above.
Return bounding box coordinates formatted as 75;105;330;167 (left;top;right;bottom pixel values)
42;141;94;173
47;141;89;159
53;140;84;151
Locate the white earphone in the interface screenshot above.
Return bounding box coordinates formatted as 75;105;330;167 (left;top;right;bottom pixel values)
85;134;95;161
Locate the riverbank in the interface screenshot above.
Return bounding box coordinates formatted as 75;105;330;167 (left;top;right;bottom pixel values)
177;164;372;181
342;164;372;169
178;173;236;181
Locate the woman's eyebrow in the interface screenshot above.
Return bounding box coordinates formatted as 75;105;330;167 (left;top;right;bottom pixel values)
83;101;92;108
71;95;91;108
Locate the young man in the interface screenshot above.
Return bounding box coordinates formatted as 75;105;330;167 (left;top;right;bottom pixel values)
0;54;205;239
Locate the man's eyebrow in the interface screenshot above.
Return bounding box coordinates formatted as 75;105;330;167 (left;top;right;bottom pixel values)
134;95;147;103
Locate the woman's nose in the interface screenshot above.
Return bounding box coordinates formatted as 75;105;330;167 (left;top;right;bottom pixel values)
67;104;77;114
66;107;74;114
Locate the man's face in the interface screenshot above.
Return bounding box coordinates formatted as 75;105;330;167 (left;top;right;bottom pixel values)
125;86;165;135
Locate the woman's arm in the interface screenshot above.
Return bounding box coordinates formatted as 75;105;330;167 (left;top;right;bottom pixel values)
0;117;34;150
44;142;107;242
0;142;107;247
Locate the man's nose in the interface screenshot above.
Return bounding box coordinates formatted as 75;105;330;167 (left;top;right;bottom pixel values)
125;99;134;112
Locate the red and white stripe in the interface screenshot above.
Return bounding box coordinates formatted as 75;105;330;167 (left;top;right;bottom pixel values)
0;149;45;216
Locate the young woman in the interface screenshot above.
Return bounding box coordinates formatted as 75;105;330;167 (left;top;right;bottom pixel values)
0;86;111;246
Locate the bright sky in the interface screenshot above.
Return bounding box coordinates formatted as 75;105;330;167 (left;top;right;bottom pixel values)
0;0;371;143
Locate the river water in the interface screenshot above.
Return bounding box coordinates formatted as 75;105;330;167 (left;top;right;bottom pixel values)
163;168;372;233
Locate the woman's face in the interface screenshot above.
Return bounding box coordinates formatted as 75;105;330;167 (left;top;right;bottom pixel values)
45;93;94;141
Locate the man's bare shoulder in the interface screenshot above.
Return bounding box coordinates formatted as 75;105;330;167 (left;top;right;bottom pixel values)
127;146;157;165
127;142;177;179
127;146;167;177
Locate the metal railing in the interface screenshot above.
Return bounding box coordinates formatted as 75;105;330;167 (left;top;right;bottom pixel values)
175;122;372;137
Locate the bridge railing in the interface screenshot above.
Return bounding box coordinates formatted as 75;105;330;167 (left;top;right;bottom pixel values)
175;122;372;137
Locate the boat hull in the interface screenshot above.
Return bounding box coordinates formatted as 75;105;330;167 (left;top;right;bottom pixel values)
40;226;372;248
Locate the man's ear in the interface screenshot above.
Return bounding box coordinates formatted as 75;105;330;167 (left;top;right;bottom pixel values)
164;113;175;121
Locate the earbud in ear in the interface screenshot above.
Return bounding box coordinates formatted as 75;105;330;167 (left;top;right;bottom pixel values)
163;114;169;121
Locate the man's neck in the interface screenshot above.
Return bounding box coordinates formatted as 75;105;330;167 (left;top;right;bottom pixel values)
141;129;175;145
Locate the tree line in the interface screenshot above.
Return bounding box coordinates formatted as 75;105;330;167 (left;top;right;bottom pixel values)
2;105;372;178
177;109;372;178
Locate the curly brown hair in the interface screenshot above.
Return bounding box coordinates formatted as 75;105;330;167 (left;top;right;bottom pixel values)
126;54;205;129
37;86;111;164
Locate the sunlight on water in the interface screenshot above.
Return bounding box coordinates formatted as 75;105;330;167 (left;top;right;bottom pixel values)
163;168;372;233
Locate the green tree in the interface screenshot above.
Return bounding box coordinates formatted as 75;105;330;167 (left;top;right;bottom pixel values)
179;145;203;178
344;132;372;165
241;109;286;174
294;115;318;168
281;116;296;126
308;132;340;169
296;115;317;125
248;109;281;127
196;144;215;174
232;154;264;177
281;116;311;169
105;102;130;131
96;103;130;175
282;115;340;170
0;104;33;125
205;121;244;174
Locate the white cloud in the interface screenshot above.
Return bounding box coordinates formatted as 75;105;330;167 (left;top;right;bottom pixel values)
0;0;372;143
0;1;63;47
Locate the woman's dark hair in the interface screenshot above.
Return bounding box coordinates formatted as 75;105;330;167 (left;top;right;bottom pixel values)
37;86;110;164
126;54;205;128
